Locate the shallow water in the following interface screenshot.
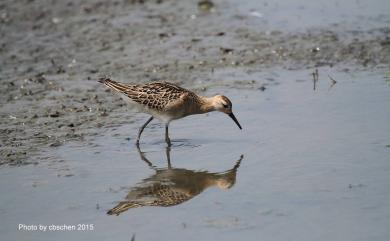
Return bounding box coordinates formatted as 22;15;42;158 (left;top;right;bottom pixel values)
1;68;390;241
234;0;390;31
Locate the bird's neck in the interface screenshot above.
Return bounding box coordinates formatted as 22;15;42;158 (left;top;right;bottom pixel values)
197;96;216;114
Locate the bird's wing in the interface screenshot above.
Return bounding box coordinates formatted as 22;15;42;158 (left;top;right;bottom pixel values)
99;77;138;93
100;78;191;111
123;82;187;111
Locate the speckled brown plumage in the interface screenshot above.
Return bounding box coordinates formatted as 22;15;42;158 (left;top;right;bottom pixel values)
99;77;199;113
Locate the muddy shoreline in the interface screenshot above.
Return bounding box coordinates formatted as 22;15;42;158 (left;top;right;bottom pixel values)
1;0;389;165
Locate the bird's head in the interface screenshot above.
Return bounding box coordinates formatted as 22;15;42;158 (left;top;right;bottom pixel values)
212;95;242;130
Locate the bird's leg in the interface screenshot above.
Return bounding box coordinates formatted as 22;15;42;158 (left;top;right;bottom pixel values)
136;116;154;146
165;146;172;169
165;123;171;147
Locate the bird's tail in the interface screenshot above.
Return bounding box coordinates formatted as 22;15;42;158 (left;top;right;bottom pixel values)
98;77;132;93
107;201;141;216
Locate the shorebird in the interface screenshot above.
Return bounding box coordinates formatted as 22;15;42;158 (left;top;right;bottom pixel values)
107;146;243;215
99;77;242;146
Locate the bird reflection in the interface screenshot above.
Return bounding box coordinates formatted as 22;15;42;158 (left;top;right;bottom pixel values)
107;146;243;215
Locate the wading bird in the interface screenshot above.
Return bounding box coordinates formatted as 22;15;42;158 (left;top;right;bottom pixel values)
99;78;242;146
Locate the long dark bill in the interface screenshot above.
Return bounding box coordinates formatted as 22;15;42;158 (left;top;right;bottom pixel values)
228;113;242;130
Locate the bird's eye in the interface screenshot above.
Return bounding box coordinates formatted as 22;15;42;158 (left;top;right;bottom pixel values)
222;104;229;108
